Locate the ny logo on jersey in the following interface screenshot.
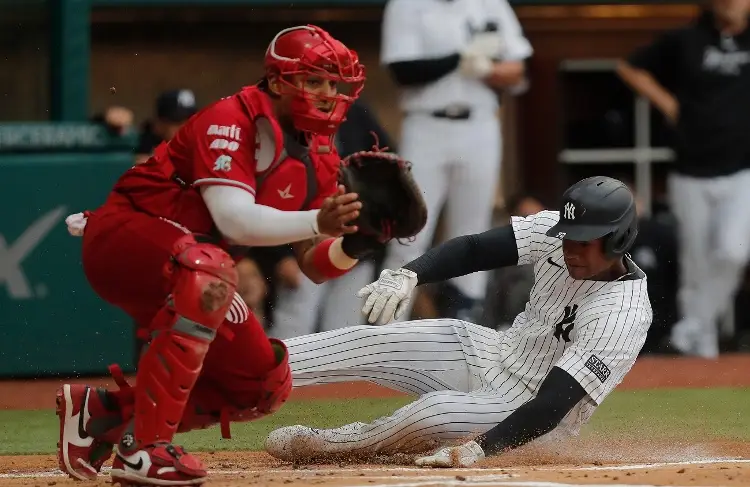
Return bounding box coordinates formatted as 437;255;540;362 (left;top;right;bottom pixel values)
553;304;577;343
564;202;576;220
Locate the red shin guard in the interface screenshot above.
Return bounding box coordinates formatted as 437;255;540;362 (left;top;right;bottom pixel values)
131;235;238;449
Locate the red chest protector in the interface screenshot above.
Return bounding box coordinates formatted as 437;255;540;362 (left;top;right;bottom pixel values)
238;87;340;213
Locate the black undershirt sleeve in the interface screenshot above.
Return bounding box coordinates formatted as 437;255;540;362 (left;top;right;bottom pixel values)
475;367;587;455
386;54;461;87
403;224;519;285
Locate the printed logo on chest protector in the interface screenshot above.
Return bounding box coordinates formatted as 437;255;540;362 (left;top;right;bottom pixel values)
277;184;294;200
553;304;577;343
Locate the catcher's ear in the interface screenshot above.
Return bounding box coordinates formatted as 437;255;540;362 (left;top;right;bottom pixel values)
267;75;283;97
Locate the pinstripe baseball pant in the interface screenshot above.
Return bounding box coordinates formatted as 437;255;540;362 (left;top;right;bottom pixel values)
285;319;540;455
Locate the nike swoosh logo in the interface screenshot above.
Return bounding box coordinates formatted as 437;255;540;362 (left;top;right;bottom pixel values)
78;387;90;440
548;257;563;269
117;454;144;471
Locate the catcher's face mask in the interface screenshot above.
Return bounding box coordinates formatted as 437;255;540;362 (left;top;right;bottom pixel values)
265;25;365;136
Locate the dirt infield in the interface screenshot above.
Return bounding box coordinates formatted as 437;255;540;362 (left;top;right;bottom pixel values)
1;354;749;486
1;446;749;486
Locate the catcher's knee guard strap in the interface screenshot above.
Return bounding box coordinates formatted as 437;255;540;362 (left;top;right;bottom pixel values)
133;235;238;449
253;339;292;415
312;237;358;279
177;339;292;439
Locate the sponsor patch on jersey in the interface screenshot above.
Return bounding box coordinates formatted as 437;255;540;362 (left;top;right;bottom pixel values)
213;155;232;172
585;355;611;383
207;124;242;141
209;138;240;151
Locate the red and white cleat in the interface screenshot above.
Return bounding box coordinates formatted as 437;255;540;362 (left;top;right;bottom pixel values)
56;384;116;480
110;441;208;486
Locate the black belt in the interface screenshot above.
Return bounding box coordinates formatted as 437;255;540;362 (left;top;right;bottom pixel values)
431;107;471;120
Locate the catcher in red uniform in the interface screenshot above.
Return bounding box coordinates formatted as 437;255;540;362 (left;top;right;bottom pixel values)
58;25;425;487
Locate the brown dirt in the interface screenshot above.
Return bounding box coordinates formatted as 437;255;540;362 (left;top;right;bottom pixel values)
1;449;749;486
1;354;749;486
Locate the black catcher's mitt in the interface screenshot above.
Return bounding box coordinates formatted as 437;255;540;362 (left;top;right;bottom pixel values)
339;135;427;247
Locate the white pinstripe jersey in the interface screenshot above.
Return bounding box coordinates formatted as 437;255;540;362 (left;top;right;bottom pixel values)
490;210;652;430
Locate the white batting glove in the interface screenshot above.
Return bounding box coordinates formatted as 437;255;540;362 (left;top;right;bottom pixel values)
357;268;418;325
415;441;486;468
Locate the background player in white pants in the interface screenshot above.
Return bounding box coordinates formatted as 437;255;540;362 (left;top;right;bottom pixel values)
617;0;750;358
271;261;377;338
379;0;533;321
265;177;652;467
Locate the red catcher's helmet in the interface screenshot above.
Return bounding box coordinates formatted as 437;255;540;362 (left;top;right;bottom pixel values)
264;25;365;136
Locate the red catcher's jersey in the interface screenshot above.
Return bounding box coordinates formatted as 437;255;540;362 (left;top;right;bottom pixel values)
102;86;341;236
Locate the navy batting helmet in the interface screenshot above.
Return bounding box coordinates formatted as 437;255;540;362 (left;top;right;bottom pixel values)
545;176;638;257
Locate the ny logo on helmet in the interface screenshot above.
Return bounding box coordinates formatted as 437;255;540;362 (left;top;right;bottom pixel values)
564;202;576;220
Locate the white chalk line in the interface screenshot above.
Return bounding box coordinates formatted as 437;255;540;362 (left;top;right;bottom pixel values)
567;458;750;471
339;482;724;487
0;457;747;484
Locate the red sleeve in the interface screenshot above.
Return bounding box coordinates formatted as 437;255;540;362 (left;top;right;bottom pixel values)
188;97;258;196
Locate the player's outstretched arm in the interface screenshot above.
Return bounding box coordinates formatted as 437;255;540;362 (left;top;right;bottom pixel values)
402;224;520;285
358;224;521;325
415;367;586;468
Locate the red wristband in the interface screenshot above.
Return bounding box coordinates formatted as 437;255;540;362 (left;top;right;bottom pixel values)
312;238;353;280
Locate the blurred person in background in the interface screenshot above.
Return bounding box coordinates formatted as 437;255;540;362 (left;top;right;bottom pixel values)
58;24;369;486
236;253;269;327
478;193;544;330
378;0;533;323
617;0;750;358
267;97;397;339
134;89;198;164
92;89;197;165
92;105;135;137
620;179;679;355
